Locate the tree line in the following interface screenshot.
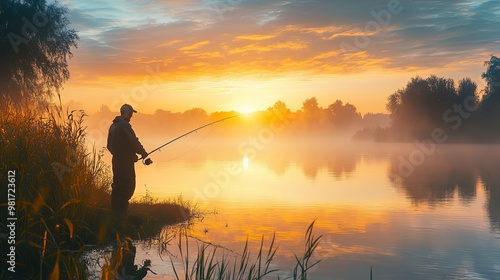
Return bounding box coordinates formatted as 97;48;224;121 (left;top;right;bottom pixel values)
377;55;500;143
87;98;389;144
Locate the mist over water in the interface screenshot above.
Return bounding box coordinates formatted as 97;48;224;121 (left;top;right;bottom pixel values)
104;137;500;279
81;96;500;278
85;101;500;279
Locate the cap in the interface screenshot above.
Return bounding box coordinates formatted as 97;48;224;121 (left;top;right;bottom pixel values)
120;104;137;114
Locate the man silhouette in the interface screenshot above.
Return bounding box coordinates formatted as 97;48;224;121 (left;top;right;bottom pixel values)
107;104;148;216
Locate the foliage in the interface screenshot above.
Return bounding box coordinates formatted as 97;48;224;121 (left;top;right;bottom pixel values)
385;75;478;141
0;102;111;278
384;55;500;143
482;55;500;96
327;100;362;129
0;101;193;278
89;98;369;145
0;0;79;106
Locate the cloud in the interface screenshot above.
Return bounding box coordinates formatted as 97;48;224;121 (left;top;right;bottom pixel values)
229;41;308;54
179;41;211;52
65;0;500;83
235;34;278;41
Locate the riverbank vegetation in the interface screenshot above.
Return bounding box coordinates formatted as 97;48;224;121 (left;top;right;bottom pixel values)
380;56;500;143
0;1;192;277
95;220;323;280
0;103;193;279
167;220;322;280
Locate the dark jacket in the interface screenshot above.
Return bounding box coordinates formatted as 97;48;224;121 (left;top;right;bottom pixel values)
107;116;147;161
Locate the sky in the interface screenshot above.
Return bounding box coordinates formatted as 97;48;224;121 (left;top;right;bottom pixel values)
59;0;500;115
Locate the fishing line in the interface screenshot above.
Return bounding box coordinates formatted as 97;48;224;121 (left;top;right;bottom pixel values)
161;123;216;163
140;113;245;165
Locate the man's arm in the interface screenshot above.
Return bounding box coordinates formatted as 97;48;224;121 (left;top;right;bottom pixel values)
106;123;116;155
123;123;148;158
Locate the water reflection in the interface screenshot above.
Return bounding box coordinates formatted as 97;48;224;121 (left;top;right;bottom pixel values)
255;140;396;180
158;139;389;180
98;140;500;279
388;144;500;232
209;141;500;233
139;139;500;232
133;202;499;280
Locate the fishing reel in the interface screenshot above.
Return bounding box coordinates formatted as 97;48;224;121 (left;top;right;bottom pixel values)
142;158;153;166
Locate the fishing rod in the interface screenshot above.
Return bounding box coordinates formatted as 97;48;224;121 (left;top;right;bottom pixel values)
140;113;245;165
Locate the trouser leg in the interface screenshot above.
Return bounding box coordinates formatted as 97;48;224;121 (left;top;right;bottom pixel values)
111;157;136;216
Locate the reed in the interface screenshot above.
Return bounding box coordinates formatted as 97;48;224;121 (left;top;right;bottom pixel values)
0;102;192;279
291;220;322;280
164;221;319;280
0;103;108;278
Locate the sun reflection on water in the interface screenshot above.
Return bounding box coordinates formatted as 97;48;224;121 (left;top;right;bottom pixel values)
242;155;249;169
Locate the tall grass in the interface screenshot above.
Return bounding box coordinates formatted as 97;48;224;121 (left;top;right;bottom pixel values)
291;220;322;280
159;221;320;280
0;102;193;279
0;103;111;278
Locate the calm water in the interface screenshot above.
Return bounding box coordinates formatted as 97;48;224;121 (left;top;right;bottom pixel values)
96;138;500;279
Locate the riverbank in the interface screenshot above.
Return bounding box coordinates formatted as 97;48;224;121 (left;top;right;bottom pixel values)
0;105;194;279
108;196;194;241
85;198;195;280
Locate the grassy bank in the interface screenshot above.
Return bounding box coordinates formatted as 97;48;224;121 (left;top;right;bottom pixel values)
95;220;322;280
0;104;192;279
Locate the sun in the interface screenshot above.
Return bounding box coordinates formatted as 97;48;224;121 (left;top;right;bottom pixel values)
235;105;257;114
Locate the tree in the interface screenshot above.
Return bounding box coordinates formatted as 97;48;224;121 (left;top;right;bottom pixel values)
301;97;326;130
183;108;208;120
302;97;320;116
476;55;500;141
327;100;362;130
98;104;112;115
386;75;463;140
267;100;292;122
0;0;78;105
264;100;292;132
301;97;321;121
268;100;291;118
457;77;478;104
183;108;208;126
482;55;500;96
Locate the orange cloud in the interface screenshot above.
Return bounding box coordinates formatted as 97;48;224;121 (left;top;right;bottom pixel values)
179;40;210;52
312;50;342;60
282;24;344;34
156;39;183;48
229;41;308;54
323;28;379;40
189;51;223;59
235;34;278;41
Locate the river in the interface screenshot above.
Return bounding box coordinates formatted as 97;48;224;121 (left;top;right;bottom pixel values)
91;137;500;279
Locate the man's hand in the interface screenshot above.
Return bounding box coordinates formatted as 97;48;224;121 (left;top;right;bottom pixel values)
141;151;149;159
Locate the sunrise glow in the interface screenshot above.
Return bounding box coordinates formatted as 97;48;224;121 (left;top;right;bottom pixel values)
5;1;500;279
58;0;496;115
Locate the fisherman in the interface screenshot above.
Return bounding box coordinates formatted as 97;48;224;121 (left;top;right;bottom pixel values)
107;104;148;217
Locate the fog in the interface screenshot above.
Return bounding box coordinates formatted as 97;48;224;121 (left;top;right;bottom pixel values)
84;102;390;150
81;101;500;233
